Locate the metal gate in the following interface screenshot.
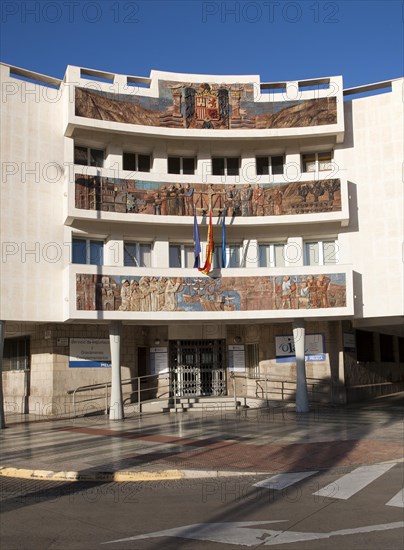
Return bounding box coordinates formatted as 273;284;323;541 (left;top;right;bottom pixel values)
169;339;227;397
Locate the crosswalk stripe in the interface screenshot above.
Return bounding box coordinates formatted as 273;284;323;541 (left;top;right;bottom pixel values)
313;463;396;500
253;471;318;490
386;489;404;508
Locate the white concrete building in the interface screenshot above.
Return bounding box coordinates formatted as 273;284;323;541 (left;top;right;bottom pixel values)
1;63;403;417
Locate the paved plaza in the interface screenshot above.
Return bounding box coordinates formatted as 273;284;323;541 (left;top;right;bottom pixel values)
1;394;403;481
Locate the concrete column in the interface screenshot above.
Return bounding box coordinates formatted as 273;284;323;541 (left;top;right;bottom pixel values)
152;147;167;175
243;239;258;267
285;237;304;267
109;321;124;420
197;148;211;180
105;235;123;267
293;319;309;413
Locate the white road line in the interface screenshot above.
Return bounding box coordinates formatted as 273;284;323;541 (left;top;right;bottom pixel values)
386;488;404;508
103;520;404;546
254;471;318;490
314;463;396;500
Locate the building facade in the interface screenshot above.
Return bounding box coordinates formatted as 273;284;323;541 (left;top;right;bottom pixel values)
1;63;403;416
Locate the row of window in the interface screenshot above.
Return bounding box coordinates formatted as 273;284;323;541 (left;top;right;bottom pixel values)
356;330;404;363
3;333;404;372
72;238;338;268
74;146;333;176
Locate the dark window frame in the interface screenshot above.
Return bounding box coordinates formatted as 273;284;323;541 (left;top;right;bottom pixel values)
356;330;375;362
123;152;151;172
212;157;240;176
3;337;30;371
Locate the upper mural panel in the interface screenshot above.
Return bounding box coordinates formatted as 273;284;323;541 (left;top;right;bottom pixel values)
75;81;337;130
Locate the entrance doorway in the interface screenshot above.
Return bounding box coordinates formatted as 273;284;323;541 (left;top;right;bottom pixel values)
169;339;227;397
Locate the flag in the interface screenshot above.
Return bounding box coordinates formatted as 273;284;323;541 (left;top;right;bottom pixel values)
193;208;201;268
221;208;227;268
198;210;214;275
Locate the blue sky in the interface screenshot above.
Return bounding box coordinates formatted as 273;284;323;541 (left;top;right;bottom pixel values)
1;1;403;87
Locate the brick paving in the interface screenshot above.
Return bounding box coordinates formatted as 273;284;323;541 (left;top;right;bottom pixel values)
1;395;403;476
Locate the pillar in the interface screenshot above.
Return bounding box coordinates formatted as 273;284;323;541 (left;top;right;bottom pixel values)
109;321;124;420
293;319;309;413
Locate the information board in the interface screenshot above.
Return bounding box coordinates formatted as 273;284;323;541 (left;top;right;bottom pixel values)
150;347;169;375
228;344;246;372
69;338;111;368
275;334;326;363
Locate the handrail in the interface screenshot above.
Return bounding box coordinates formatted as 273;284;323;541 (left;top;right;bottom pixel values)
253;375;331;403
67;372;170;417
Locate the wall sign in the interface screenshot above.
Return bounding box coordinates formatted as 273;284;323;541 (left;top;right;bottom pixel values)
57;337;68;347
150;347;168;375
229;344;246;372
275;334;326;363
69;338;111;368
343;332;356;352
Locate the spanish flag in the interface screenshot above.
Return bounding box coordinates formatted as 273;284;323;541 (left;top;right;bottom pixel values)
193;208;201;268
198;210;214;275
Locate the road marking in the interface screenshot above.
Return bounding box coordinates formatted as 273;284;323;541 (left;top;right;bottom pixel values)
254;471;318;490
103;520;404;546
386;489;404;508
313;463;396;500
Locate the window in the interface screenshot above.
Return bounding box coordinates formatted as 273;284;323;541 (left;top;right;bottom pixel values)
302;151;333;173
379;334;395;362
246;343;260;378
72;238;104;265
304;240;338;266
123;152;151;172
74;146;104;167
226;245;241;268
167;156;195;175
259;244;286;267
356;330;375;362
3;338;30;371
214;244;242;268
124;242;152;267
398;338;404;362
212;157;240;176
256;155;284;176
169;244;194;268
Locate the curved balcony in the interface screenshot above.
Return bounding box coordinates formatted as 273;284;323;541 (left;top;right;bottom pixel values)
63;66;344;141
66;169;349;227
67;264;354;322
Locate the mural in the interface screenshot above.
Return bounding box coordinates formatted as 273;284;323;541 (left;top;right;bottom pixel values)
75;176;341;217
76;273;347;312
75;81;337;130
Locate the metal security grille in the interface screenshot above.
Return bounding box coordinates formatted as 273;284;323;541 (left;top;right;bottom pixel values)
169;339;227;397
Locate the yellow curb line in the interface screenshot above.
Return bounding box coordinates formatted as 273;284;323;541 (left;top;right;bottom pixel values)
0;467;184;482
0;466;269;482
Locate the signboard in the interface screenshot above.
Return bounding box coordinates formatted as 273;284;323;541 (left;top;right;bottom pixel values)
343;332;356;352
150;347;168;375
275;334;326;363
69;338;111;368
57;338;68;347
229;344;246;372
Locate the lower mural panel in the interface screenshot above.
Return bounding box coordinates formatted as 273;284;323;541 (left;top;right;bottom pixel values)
76;273;347;312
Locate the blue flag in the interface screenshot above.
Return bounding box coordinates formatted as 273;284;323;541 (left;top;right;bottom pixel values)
222;208;227;268
193;208;201;268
